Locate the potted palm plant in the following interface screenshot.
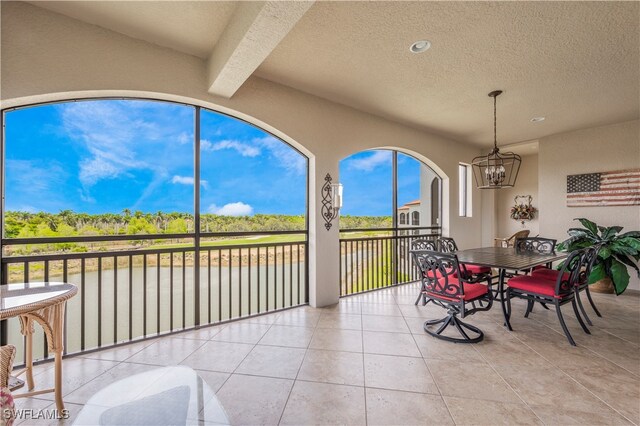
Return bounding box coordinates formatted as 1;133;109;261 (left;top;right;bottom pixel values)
556;218;640;295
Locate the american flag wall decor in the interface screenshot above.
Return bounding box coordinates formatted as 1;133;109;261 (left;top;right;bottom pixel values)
566;169;640;207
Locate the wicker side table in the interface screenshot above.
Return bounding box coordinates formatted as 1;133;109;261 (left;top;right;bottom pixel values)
0;282;77;412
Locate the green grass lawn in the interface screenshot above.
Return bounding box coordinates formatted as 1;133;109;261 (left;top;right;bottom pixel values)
150;234;306;249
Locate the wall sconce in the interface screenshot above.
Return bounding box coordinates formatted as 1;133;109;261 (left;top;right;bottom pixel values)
322;173;343;230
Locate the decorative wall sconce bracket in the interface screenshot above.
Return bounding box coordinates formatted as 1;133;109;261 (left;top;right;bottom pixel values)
321;173;342;231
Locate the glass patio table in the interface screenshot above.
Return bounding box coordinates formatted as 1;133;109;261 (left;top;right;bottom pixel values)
453;247;568;329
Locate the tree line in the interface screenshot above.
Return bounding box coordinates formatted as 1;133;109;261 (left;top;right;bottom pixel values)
4;210;391;239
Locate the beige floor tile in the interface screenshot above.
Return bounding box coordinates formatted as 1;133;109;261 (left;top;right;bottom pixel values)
317;313;362;330
235;345;305;379
362;331;421;357
405;315;431;334
27;358;120;400
498;364;617;413
297;349;364;386
308;328;363;352
194;369;230;392
214;374;293;425
280;381;366;425
63;361;158;404
561;361;640;422
351;293;398;306
413;334;484;362
426;359;521;403
125;337;206;366
366;388;454;425
362;314;410;333
43;402;84;426
530;403;634;425
78;339;154;361
242;312;281;325
319;301;362;314
364;353;438;394
397;303;445;319
273;310;321;327
211;322;271;344
444;396;543;425
361;303;403;317
601;327;640;346
394;295;423;305
13;397;57;426
579;331;640;376
473;336;550;368
258;324;315;348
175;325;224;341
180;340;253;373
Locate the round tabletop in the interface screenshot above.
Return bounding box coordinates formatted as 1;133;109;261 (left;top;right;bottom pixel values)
0;282;78;319
74;366;229;425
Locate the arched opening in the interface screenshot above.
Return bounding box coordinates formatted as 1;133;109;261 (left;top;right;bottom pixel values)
1;98;310;359
337;149;444;296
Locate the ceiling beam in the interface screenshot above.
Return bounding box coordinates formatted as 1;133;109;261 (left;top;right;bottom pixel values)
207;1;313;98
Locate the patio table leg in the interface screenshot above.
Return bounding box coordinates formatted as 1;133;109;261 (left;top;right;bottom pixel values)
498;268;512;330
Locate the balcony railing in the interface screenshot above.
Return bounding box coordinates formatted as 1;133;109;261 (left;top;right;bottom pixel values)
1;231;308;364
339;227;441;296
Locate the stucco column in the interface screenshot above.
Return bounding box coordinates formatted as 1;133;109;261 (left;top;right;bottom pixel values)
307;154;341;307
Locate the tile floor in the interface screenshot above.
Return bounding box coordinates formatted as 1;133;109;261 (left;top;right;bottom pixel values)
12;282;640;425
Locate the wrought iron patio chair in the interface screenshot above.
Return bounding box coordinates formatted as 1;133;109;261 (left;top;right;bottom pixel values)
513;237;557;316
438;237;492;283
506;248;590;346
410;239;437;305
532;244;602;326
411;250;493;343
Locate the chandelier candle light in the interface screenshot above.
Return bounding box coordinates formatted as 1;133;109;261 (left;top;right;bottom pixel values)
471;90;522;189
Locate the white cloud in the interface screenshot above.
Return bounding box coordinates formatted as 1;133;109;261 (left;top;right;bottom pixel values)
171;175;209;189
60;101;152;188
171;175;194;185
201;136;306;175
202;139;260;157
208;202;254;216
178;132;191;144
347;150;392;172
255;136;306;175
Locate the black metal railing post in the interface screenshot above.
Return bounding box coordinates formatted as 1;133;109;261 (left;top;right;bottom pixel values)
193;107;201;327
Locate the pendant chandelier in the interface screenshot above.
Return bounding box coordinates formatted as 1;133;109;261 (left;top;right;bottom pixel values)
471;90;521;189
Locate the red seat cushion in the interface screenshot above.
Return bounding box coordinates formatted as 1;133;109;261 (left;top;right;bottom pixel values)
454;263;491;279
508;275;565;298
424;277;489;302
531;268;569;282
422;268;453;280
461;264;491;275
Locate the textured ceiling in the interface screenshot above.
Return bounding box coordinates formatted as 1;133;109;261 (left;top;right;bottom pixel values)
256;1;640;146
28;1;238;58
24;1;640;147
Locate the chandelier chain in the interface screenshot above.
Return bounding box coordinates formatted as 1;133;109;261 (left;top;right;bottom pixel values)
493;93;497;149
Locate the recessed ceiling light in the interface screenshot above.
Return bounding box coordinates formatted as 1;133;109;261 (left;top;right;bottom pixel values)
410;40;431;53
530;116;545;123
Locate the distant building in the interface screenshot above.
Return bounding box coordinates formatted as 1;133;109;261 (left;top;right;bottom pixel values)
398;200;421;226
397;166;441;236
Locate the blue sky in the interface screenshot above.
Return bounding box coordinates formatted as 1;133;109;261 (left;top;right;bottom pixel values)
4;100;306;216
4;99;421;217
340;151;422;216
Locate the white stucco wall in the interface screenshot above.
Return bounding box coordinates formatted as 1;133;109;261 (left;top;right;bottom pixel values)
538;120;640;290
1;2;487;306
496;154;540;238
